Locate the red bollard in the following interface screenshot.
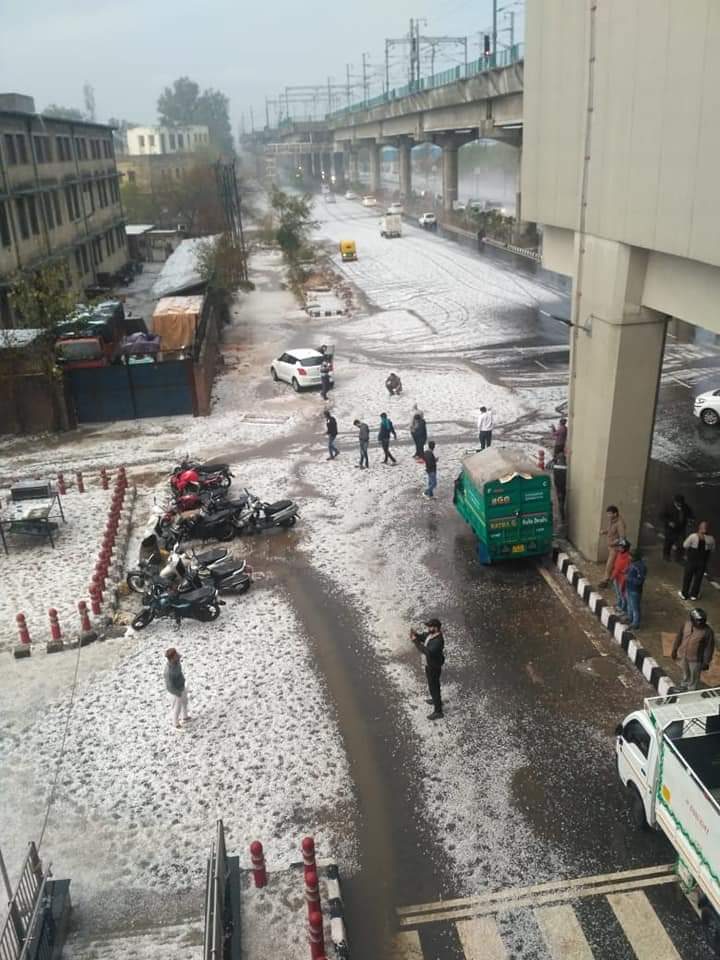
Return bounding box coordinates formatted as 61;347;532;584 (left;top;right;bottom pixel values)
16;613;31;645
78;600;92;633
305;870;320;921
308;911;325;960
538;448;546;470
94;565;106;590
91;577;103;602
56;472;66;495
48;608;62;641
100;468;109;490
89;586;102;616
302;836;317;880
250;841;267;888
76;471;85;493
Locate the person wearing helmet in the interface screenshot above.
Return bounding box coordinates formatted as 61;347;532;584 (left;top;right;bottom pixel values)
671;609;716;691
611;538;632;614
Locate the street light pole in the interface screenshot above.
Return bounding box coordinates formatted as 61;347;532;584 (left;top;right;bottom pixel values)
492;0;498;65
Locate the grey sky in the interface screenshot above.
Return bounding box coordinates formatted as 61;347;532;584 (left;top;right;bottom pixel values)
1;0;523;133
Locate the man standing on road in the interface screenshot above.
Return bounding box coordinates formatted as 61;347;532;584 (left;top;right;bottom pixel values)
672;608;716;691
680;521;716;600
378;412;397;464
410;408;427;461
411;618;445;720
598;505;627;588
353;418;370;468
611;539;631;614
422;440;438;498
325;410;339;460
385;372;403;396
624;549;648;630
320;356;332;401
661;493;694;562
551;417;568;456
477;406;494;450
548;451;567;521
164;647;191;729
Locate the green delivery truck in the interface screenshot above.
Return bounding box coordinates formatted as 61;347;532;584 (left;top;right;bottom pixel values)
453;449;553;564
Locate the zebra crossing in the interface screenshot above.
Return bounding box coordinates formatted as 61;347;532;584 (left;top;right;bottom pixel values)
393;863;707;959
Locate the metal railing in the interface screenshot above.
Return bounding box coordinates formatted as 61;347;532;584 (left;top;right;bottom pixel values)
327;43;524;122
0;844;45;960
203;820;231;960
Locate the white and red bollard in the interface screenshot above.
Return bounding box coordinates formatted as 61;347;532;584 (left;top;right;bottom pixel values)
48;608;62;642
78;600;92;633
56;472;66;495
304;870;321;921
537;448;546;470
76;471;85;493
308;911;325;960
250;841;267;888
302;836;317;880
100;468;109;490
16;613;31;645
89;586;102;617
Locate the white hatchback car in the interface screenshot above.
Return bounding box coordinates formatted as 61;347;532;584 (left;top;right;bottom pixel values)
362;196;377;207
270;349;334;392
418;212;437;227
344;190;357;200
694;388;720;426
387;202;403;215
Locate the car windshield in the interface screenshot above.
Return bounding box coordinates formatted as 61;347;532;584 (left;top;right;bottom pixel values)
300;356;322;366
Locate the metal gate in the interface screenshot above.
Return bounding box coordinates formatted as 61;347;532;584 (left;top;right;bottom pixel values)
67;360;194;423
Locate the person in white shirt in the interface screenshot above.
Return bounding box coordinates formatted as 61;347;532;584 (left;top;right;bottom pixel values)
477;406;494;449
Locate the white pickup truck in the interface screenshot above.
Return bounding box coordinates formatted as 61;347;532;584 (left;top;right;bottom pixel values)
380;214;402;238
616;688;720;953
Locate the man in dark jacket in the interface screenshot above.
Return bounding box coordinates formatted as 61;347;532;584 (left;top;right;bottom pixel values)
548;451;567;520
410;409;427;461
672;608;715;691
320;357;332;400
661;493;694;562
680;521;716;600
353;419;370;468
412;618;445;719
164;647;190;728
422;440;438;497
378;413;397;464
325;410;338;460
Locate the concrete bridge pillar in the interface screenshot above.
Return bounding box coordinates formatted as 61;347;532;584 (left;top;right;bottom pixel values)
398;140;412;199
368;142;382;194
567;238;667;561
332;151;345;189
347;146;359;186
441;145;459;212
301;153;312;181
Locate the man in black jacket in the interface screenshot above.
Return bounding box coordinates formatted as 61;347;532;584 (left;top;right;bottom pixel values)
325;411;338;460
661;493;694;562
412;618;445;720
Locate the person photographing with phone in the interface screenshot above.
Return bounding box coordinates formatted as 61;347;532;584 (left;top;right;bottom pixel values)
411;618;445;720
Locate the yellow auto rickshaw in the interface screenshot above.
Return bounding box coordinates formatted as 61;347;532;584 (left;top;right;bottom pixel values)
339;240;357;262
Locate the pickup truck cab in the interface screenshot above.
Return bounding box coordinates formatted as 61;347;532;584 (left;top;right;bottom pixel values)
616;688;720;952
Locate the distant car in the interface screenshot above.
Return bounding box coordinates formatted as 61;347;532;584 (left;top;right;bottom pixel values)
362;196;377;207
305;302;322;318
694;389;720;426
325;193;336;204
344;190;357;200
387;202;403;215
418;212;437;229
270;349;334;392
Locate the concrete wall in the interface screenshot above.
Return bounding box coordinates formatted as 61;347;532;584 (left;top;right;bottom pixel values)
127;125;209;155
523;0;720;270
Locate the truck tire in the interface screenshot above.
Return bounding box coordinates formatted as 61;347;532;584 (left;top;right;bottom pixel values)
701;906;720;954
627;784;648;830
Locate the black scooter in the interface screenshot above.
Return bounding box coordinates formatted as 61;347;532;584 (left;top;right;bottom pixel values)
234;490;300;534
132;580;223;630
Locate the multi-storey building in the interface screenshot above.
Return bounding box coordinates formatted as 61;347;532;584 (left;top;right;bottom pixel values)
0;92;128;327
126;124;210;156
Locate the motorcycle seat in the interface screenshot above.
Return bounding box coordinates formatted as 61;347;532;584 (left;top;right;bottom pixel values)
194;548;228;565
265;499;293;515
178;586;216;603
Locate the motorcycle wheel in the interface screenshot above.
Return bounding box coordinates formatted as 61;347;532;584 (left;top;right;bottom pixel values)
220;474;232;489
197;603;221;622
217;522;235;542
224;578;251;595
126;571;148;594
132;608;155;630
280;516;297;528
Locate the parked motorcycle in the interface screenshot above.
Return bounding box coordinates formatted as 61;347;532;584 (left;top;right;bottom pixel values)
170;467;232;497
169;488;247;514
159;545;252;595
234;489;300;534
176;457;233;478
126;544;238;594
131;581;223;630
167;504;240;542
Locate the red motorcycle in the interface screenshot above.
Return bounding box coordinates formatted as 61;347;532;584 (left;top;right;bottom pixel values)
170;467;232;496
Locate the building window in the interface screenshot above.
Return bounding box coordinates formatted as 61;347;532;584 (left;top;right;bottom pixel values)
160;133;166;152
175;168;181;179
109;177;119;203
52;190;62;226
64;184;81;220
149;135;155;149
83;181;95;214
138;135;145;149
115;225;125;248
74;248;83;274
169;133;176;150
16;134;28;164
80;244;89;273
27;196;40;235
97;179;108;207
92;237;103;264
15;197;29;239
4;133;18;165
178;133;184;149
127;170;136;184
0;201;12;247
43;192;55;230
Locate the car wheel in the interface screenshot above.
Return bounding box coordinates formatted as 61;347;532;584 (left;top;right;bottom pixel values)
700;408;719;426
271;367;279;382
627;784;647;830
292;377;301;392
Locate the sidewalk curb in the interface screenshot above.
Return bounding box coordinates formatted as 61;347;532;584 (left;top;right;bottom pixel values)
551;547;679;697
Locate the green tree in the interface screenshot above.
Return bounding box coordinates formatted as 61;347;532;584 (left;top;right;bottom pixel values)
196;89;233;156
270;187;316;262
120;180;160;223
157;77;234;155
195;233;252;299
43;104;86;121
8;262;77;331
157;76;200;125
156;165;226;234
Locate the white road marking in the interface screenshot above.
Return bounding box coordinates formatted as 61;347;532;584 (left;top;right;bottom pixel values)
535;359;549;370
393;930;424;959
669;375;692;389
608;890;682;959
456;917;507;958
397;863;675;925
536;565;606;653
535;904;594;959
